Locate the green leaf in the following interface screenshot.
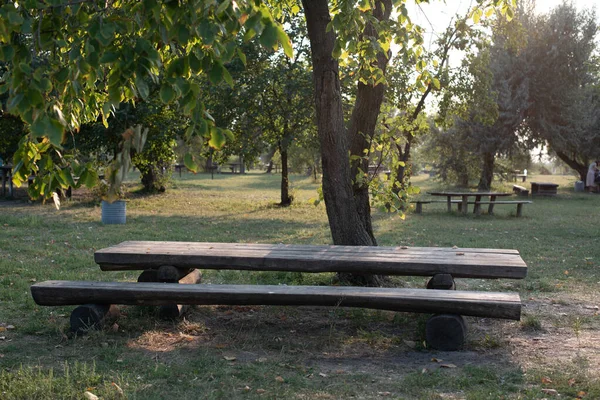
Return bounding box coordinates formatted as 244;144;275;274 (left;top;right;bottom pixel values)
135;75;150;100
183;153;198;173
236;48;247;66
78;169;99;188
208;127;226;149
357;0;371;12
100;51;120;64
54;67;69;83
198;20;215;45
159;84;176;103
7;11;24;26
39;78;53;93
189;53;202;73
0;44;14;61
209;62;224;84
276;26;293;58
47;118;65;145
432;78;441;90
222;67;233;88
216;0;231;14
26;88;44;106
259;22;278;50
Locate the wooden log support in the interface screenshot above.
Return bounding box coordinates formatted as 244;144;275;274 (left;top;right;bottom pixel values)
426;273;456;290
69;304;120;335
425;314;467;351
137;269;158;282
137;267;202;319
159;269;202;320
31;281;522;320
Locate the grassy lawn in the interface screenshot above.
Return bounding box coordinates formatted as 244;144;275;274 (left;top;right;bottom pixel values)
1;171;599;399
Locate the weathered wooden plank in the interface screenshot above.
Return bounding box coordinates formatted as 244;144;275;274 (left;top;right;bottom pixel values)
31;281;522;320
97;241;521;255
94;242;527;279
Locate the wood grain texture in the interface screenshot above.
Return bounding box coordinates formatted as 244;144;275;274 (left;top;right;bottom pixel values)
31;281;522;320
94;241;527;279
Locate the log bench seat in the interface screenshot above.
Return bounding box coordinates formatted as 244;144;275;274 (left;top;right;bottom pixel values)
473;200;532;217
410;199;463;214
30;241;528;351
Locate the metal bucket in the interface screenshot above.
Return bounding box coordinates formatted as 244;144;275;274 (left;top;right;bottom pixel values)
575;181;584;192
101;200;126;224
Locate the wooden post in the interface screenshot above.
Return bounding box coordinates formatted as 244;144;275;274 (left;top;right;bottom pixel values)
461;195;468;214
70;304;120;335
415;202;423;214
425;314;467;351
516;203;523;217
488;195;497;215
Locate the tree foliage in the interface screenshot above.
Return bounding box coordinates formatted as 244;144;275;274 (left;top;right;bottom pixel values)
524;3;599;179
0;0;292;195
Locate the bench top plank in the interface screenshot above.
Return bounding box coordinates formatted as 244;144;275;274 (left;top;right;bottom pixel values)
31;280;522;320
473;201;532;204
95;241;527;279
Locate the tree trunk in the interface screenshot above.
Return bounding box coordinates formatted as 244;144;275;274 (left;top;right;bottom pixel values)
279;143;292;207
393;139;411;198
477;152;495;190
239;155;245;174
555;150;587;181
302;0;374;245
303;0;392;286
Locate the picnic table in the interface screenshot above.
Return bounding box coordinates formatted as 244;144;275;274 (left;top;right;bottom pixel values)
31;241;528;350
531;182;558;196
428;191;513;214
1;165;13;197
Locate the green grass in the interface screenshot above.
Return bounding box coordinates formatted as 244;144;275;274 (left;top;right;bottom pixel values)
1;170;599;399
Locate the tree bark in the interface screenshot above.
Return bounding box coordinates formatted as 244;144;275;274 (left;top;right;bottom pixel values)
477;151;495;190
302;0;375;247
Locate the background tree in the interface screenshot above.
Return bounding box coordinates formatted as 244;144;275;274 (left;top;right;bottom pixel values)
524;3;599;180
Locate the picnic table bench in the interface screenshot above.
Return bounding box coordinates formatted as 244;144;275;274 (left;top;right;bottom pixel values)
31;241;527;351
413;192;532;217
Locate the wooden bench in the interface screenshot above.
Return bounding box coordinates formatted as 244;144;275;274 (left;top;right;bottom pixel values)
531;182;558;196
31;242;528;351
410;200;463;214
473;200;532;217
512;185;529;197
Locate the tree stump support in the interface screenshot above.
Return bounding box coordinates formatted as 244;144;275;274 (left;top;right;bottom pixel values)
425;314;467;351
70;304;120;335
426;273;456;290
136;266;202;320
424;273;466;350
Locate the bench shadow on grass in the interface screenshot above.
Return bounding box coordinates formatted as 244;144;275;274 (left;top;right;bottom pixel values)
103;299;525;397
